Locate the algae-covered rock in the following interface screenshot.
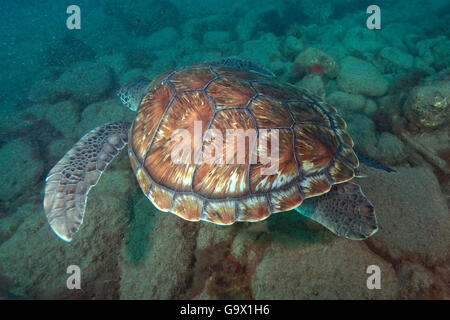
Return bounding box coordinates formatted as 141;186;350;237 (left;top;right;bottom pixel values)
143;27;179;51
380;23;424;52
0;139;44;201
431;38;450;71
283;35;305;60
414;38;439;73
395;262;449;299
77;98;134;136
45;101;80;138
343;27;386;59
358;166;449;298
182;14;234;40
251;237;399;299
0;104;47;137
326;91;367;116
337;56;389;97
203;31;231;50
105;0;180;36
299;0;332;24
359;166;450;267
54;62;114;105
403;82;450;129
377;46;414;73
98;53;128;76
0;203;29;245
235;12;257;42
185;223;257;300
292;47;338;80
1;158;449;299
44;35;96;68
0;153;133;299
148;49;178;77
296;74;326;98
119;68;146;86
8;101;78;139
124;48;156;70
375;132;407;165
28;67;65;104
241;33;281;67
269;60;289;78
47;138;76;164
346;114;378;157
364;99;378;116
119;198;197;299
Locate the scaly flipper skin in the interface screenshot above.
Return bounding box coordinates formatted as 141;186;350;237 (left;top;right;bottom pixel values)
296;182;378;240
43;121;131;241
354;149;396;173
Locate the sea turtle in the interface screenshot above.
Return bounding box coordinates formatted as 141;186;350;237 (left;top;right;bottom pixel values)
44;58;382;242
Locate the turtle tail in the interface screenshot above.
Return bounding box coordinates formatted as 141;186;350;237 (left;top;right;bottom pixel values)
43;121;131;242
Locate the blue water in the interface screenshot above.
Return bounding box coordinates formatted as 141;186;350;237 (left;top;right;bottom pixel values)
0;0;449;300
1;0;448;112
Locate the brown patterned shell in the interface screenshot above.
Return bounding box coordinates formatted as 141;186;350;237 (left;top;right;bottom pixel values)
129;64;359;225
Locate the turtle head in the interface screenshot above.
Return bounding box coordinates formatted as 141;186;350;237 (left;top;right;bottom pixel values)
118;76;151;111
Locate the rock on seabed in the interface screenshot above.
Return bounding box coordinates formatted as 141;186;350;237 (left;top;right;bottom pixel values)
0;139;44;202
337;56;389;97
403;82;450;129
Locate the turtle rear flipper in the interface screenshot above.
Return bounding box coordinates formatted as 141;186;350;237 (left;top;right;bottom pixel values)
210;56;275;78
354;149;396;173
43;121;131;242
296;182;378;240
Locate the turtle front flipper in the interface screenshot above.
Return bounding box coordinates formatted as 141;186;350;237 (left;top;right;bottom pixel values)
296;182;378;240
43;121;131;242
